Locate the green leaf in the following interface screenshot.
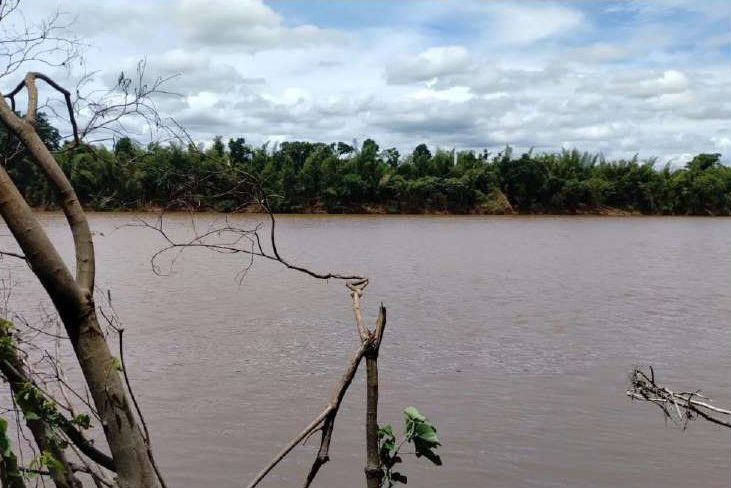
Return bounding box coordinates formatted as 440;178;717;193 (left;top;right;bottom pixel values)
403;407;425;422
42;451;66;473
378;424;398;467
413;421;440;446
403;407;442;466
23;411;40;421
72;413;91;429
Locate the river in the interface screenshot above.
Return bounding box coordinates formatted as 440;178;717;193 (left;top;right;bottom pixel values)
1;214;730;487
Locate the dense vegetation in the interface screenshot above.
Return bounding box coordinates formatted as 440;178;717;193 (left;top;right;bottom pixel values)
2;115;729;215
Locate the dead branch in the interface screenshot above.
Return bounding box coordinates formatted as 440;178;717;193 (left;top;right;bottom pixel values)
247;279;387;488
0;250;25;261
627;367;731;429
0;3;83;80
248;340;369;488
4;72;81;145
137;215;365;282
77;59;181;145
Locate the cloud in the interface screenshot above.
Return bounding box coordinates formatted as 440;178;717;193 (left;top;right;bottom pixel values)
102;50;258;99
175;0;341;50
606;70;690;98
386;46;472;84
565;43;632;63
609;0;730;21
488;4;585;44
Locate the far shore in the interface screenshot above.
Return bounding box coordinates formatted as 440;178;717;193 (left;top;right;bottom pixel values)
29;205;729;217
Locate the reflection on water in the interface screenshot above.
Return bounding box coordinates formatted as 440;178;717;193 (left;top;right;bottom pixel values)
1;214;730;487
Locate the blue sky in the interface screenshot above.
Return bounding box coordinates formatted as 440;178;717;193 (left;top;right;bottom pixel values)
4;0;731;164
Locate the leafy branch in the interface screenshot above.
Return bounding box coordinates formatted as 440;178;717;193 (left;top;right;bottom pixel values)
378;407;442;487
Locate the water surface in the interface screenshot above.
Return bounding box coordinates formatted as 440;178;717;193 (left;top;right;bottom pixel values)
2;214;730;487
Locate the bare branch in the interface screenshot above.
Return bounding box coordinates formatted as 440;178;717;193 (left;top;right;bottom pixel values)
0;250;26;261
248;340;370;488
627;367;731;429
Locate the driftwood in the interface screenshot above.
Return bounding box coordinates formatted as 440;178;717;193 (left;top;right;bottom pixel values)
627;367;731;429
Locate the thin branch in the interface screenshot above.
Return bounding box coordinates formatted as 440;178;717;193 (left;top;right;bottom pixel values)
0;250;26;261
247;410;330;488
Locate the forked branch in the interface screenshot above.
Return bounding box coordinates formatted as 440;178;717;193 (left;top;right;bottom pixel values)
247;279;387;488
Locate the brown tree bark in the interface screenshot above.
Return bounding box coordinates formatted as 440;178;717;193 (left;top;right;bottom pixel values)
348;280;387;488
364;354;381;488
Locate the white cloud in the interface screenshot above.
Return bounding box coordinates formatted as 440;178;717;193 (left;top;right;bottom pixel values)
175;0;340;49
607;70;690;98
408;86;473;103
187;91;219;110
386;46;472;84
712;136;731;152
648;91;695;110
566;43;632;63
488;4;585;44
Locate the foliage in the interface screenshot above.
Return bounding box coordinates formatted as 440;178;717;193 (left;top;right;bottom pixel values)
0;417;24;488
28;451;66;477
378;407;442;487
1;119;728;215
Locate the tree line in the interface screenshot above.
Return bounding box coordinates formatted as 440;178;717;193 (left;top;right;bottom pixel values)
3;114;729;215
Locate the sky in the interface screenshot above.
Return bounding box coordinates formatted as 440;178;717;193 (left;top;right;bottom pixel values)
4;0;731;165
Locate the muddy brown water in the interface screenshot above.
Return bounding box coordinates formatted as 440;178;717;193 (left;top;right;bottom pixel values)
1;214;730;487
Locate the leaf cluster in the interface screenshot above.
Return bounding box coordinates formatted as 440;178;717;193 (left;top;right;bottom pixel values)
378;407;442;487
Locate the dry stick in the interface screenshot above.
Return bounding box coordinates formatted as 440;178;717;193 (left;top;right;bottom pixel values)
627;368;731;429
347;280;371;341
365;305;386;488
247;341;369;488
138;200;369;486
0;251;26;261
67;445;115;488
302;311;385;488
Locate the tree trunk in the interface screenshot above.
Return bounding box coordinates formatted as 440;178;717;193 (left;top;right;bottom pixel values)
364;353;382;488
0;91;157;488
